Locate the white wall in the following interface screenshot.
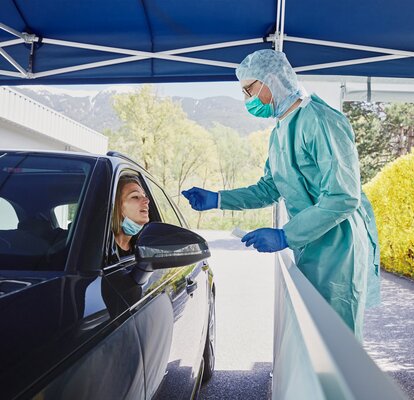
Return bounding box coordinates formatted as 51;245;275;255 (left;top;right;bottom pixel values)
0;87;108;154
0;119;71;151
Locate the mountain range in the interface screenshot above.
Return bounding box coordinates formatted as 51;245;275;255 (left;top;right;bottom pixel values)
13;87;274;136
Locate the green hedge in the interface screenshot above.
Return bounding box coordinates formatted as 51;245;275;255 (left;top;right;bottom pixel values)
364;151;414;278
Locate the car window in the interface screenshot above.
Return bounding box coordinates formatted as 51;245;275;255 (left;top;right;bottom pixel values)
0;153;95;271
109;172;152;264
54;204;77;229
145;180;182;227
0;198;18;229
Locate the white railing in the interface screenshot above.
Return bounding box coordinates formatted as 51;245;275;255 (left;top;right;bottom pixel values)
0;86;107;154
272;202;407;400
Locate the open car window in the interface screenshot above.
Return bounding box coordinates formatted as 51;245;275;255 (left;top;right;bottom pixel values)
0;152;95;271
144;179;182;227
109;171;151;265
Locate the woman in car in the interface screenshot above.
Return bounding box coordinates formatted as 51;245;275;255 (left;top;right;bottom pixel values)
112;175;150;259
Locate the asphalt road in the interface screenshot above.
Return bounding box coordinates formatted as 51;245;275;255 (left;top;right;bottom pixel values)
364;271;414;400
198;230;414;400
198;230;274;400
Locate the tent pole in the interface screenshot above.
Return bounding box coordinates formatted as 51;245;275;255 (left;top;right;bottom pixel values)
32;54;238;79
0;69;24;78
282;35;414;58
367;77;372;102
274;0;286;51
0;23;39;44
340;82;346;112
294;54;408;73
1;21;412;79
0;48;27;76
276;0;281;33
41;37;268;57
274;0;281;49
3;23;412;60
29;53;407;80
0;38;24;48
279;0;286;52
0;23;25;39
33;56;150;78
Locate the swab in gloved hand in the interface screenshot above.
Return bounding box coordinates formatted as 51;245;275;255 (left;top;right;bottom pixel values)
231;227;247;239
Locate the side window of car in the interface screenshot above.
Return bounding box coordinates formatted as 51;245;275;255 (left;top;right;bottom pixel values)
0;154;94;271
109;171;153;264
145;180;182;227
0;198;18;229
54;204;77;229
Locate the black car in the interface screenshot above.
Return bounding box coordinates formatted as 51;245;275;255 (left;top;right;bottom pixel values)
0;150;215;400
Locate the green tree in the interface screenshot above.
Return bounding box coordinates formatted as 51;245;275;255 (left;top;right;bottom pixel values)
110;85;188;172
168;120;216;203
344;101;414;184
343;102;393;183
383;103;414;157
107;85;212;193
247;128;272;176
210;123;249;190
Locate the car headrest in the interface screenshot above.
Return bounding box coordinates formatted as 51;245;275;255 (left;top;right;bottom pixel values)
18;218;53;236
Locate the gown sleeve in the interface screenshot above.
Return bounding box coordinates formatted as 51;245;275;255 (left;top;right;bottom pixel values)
283;114;361;249
219;158;281;210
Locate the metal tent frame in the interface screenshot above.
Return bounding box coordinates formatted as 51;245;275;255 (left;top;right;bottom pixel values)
1;0;413;82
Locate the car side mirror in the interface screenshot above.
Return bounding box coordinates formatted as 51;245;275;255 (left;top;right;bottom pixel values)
134;222;210;270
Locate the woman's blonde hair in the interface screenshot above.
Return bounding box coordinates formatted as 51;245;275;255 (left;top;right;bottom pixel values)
112;175;143;236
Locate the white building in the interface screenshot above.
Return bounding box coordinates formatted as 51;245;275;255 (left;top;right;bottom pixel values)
300;76;414;110
0;86;107;154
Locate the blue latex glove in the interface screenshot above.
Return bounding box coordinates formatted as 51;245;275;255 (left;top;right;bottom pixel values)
241;228;288;253
181;187;218;211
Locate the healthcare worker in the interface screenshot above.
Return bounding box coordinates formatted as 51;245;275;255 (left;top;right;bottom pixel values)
182;49;381;341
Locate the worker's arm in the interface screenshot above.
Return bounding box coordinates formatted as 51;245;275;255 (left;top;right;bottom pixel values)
219;158;281;210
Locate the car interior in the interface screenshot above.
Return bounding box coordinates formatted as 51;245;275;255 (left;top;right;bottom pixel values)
0;155;91;271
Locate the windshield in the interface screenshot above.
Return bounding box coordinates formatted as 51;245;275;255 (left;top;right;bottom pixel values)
0;153;95;271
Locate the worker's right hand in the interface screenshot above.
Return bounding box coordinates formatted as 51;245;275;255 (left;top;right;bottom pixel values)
181;187;218;211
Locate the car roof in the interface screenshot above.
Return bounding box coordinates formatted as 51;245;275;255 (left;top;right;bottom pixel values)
0;149;153;178
0;149;101;159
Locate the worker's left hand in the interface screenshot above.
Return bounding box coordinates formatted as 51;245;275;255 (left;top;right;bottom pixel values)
241;228;289;253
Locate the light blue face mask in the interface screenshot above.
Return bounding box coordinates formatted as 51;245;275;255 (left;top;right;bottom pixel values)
245;95;274;118
122;216;143;236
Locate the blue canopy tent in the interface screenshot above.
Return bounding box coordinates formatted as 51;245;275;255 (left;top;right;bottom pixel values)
0;0;413;85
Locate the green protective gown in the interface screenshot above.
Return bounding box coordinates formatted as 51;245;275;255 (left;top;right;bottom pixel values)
219;94;381;341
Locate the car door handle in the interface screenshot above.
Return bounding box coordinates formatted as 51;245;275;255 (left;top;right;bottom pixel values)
186;278;198;295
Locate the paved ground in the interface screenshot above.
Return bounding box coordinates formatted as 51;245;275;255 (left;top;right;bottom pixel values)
198;230;274;400
364;271;414;400
198;230;414;400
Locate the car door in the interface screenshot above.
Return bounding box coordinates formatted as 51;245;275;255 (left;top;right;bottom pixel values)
105;167;209;399
32;274;146;400
141;176;209;400
2;155;147;400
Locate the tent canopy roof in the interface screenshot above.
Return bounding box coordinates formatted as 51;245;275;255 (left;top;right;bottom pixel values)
0;0;413;85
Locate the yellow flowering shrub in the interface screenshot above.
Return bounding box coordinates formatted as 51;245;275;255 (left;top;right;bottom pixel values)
363;151;414;278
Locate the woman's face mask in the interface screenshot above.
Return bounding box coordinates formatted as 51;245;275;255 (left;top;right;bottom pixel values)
121;216;143;236
244;82;274;118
